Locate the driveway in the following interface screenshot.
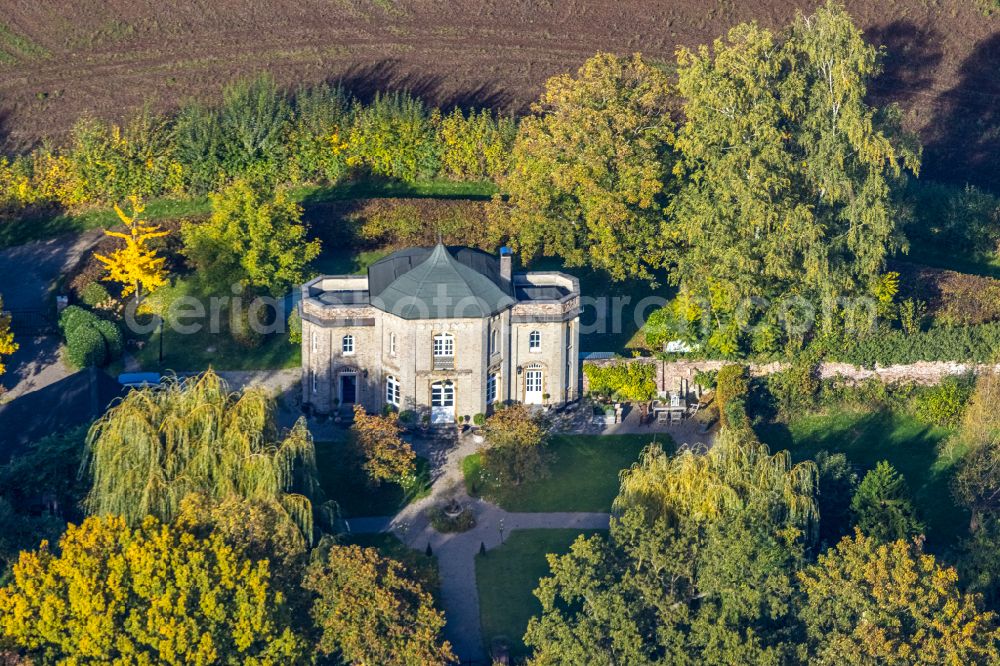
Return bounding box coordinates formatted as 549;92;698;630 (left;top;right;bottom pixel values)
0;230;104;399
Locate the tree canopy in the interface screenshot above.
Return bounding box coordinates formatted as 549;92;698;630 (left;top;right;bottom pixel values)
351;405;416;485
850;460;923;542
671;1;920;354
798;531;1000;665
93;196;169;306
0;295;17;377
181;179;320;296
496;52;676;281
527;426;818;664
82;369;320;538
303;543;454;665
0;515;308;665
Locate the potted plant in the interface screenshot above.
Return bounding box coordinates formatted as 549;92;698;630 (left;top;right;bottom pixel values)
398;409;417;432
472;413;486;443
542;393;551;411
332;398;341;423
420;413;430;432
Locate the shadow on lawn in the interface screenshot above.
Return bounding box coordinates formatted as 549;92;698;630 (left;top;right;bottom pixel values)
757;409;967;550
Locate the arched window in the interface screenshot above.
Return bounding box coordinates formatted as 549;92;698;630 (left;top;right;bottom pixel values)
311;331;318;354
529;330;541;352
431;380;455;406
487;372;498;404
389;332;397;356
342;334;355;355
386;375;400;406
490;327;499;355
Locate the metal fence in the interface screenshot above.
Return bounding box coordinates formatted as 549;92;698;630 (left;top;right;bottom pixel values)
5;308;55;335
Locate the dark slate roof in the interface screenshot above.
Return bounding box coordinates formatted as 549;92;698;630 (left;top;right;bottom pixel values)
368;244;514;319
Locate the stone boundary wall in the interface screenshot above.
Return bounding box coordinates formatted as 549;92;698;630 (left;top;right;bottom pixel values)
581;357;1000;395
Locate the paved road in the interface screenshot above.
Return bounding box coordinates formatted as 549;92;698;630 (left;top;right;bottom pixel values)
1;230;104;399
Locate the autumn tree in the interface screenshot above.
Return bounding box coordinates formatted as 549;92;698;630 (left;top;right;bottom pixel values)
303;543;454;665
351;405;416;485
953;371;1000;531
672;2;920;353
496;52;676;281
0;296;17;377
175;493;310;605
83;369;321;538
850;460;923;542
0;515;308;665
480;403;551;486
526;428;818;663
181;179;320;296
93;195;168;306
798;530;1000;664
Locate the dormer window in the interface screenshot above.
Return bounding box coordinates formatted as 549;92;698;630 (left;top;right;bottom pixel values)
342;334;355;356
529;330;541;352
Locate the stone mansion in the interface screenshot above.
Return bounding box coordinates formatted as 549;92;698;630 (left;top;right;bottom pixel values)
299;244;581;423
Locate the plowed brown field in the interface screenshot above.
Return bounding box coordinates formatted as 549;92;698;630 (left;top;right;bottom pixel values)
0;0;996;187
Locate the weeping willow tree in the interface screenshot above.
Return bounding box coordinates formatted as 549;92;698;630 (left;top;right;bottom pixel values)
83;370;320;539
615;426;819;540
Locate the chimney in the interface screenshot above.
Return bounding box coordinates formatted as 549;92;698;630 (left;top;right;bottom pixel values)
499;246;512;283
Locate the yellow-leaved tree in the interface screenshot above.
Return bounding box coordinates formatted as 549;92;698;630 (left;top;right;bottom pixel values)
94;195;169;308
0;295;17;376
0;514;309;665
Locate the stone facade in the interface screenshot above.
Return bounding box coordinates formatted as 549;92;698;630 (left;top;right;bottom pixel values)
300;249;580;421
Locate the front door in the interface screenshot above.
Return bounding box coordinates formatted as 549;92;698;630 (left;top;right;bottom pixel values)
340;374;357;404
525;369;543;404
431;381;455;424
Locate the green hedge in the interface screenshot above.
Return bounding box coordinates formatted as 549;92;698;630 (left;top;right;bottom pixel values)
59;305;123;368
66;323;107;368
821;322;1000;368
80;282;112;308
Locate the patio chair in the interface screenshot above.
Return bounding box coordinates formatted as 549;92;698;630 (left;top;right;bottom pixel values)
669;410;682;425
657;410;669;424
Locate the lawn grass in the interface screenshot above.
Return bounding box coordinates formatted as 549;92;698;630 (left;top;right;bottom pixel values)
905;245;1000;280
476;528;604;659
756;408;967;548
464;434;670;512
0;179;496;249
315;437;430;518
131;277;300;372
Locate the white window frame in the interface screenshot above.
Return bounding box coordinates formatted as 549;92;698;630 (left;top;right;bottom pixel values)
486;372;497;404
389;332;397;356
431;380;455;406
342;334;355;356
386;375;400;406
529;330;541;352
490;327;499;355
524;362;543;404
433;333;454;358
